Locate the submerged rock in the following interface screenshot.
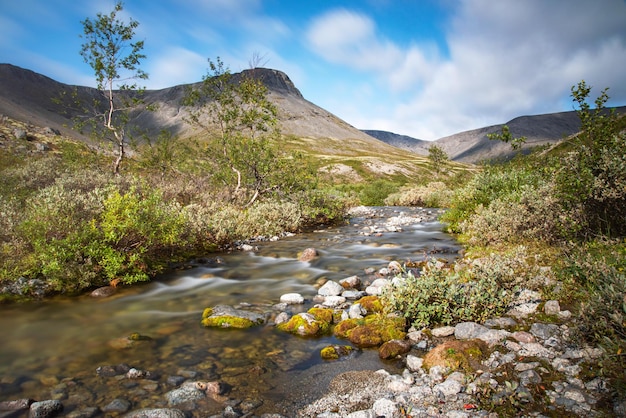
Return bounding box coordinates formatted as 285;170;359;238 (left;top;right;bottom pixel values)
29;400;63;418
298;248;318;262
124;408;187;418
201;305;267;329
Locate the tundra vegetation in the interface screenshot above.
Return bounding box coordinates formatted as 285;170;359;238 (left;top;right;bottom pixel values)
0;2;624;413
0;3;350;299
383;81;626;406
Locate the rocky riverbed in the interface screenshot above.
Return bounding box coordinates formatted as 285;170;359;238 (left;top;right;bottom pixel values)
0;207;622;417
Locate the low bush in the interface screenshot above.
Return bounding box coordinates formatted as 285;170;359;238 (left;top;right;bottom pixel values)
382;249;538;328
384;181;454;208
441;165;546;234
461;182;561;246
358;179;399;206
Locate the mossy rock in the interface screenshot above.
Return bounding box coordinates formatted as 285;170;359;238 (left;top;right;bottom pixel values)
378;339;411;359
423;339;489;373
333;318;363;338
201;305;266;329
277;312;331;337
201;315;256;329
356;295;384;313
308;307;334;324
320;345;354;360
334;314;406;348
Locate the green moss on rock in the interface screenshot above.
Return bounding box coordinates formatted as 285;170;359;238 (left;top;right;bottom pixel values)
423;339;489;373
277;313;331;337
201;315;256;329
200;305;266;329
357;295;384;313
308;307;334;324
333;318;363;338
320;345;354;360
334;314;406;348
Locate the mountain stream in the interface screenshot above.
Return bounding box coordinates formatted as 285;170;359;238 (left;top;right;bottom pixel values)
0;206;462;416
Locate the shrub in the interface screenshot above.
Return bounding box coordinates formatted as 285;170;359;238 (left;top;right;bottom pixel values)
560;240;626;397
461;182;561;246
441;163;549;234
384;181;454;207
555;81;626;239
244;200;302;237
359;179;399;206
382;251;524;328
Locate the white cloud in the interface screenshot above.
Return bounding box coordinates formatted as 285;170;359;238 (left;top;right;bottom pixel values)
146;47;208;89
306;9;402;72
312;0;626;140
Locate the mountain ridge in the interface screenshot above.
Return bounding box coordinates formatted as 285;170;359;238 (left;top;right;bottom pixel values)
365;107;626;163
3;63;622;165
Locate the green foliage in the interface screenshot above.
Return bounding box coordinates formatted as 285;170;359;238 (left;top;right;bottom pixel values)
441;164;546;234
559;240;626;397
383;253;520;328
462;181;561;246
487;125;527;150
555;81;626;239
358;179;399;206
428;144;449;175
79;1;148;174
183;58;315;206
384;181;454;207
560;240;626;347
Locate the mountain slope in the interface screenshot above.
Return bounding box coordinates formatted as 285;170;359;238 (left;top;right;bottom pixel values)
362;130;431;156
0;64;449;180
366;107;626;164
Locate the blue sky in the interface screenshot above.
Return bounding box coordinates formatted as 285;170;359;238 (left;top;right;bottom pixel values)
2;0;626;140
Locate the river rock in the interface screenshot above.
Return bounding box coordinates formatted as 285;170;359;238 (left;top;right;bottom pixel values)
96;363;131;377
0;399;31;411
530;323;560;340
348;303;366;319
342;290;366;300
90;286;116;298
279;293;304;304
454;322;489;340
434;375;464;399
318;280;344;296
165;382;206;406
372;398;398;417
378;339;411;359
406;355;424;372
387;261;403;274
29;400;63;418
124;408;187;418
103;398;131;413
201;305;267;328
365;278;390;296
484;316;518;328
321;295;346;308
298;248;318;262
431;326;455;337
339;275;361;289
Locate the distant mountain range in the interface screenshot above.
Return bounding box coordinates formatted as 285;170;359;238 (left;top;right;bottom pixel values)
365;107;625;163
1;63;622;165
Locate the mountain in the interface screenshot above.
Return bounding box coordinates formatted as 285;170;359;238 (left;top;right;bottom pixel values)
362;130;431;156
0;64;385;143
0;63;448;180
367;108;626;164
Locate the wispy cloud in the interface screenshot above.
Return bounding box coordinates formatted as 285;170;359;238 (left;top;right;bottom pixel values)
306;1;626;140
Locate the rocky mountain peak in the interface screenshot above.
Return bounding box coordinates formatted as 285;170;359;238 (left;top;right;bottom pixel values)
238;68;303;98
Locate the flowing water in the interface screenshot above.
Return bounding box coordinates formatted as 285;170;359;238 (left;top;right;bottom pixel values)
0;207;461;416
